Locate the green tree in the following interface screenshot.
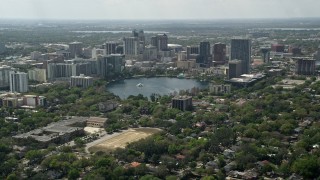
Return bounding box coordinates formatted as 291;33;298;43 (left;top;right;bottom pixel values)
68;168;80;180
140;175;161;180
25;150;46;164
292;155;319;179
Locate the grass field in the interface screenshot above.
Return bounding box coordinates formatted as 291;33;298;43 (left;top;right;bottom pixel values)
88;128;161;153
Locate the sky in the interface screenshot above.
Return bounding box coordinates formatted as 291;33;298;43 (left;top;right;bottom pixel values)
1;0;320;20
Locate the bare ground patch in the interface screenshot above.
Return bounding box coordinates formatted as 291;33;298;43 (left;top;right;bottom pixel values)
88;128;161;153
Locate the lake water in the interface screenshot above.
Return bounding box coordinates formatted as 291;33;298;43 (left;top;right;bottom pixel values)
107;77;208;99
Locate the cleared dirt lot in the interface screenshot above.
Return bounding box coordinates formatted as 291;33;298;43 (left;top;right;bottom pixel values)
88;128;161;153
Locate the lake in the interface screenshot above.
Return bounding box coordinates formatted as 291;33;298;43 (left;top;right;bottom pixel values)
107;77;208;99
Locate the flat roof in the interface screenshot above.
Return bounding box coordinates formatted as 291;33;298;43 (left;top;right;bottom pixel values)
13;116;88;142
87;117;107;123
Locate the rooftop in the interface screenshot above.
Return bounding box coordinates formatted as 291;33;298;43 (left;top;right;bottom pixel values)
13;116;88;143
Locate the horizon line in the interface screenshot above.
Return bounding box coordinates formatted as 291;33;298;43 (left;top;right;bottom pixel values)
1;17;320;22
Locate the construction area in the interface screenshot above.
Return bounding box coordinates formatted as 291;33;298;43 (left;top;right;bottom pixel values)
87;128;161;153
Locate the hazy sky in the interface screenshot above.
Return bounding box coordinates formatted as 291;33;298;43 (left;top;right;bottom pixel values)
1;0;320;20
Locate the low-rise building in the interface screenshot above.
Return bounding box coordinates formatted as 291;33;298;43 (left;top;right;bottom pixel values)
226;73;266;87
86;117;108;128
0;93;46;108
268;68;284;76
1;97;21;108
176;60;196;70
13;116;87;147
22;95;47;107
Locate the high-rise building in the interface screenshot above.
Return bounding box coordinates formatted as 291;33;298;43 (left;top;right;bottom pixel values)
132;29;145;44
196;42;212;67
271;44;285;52
213;43;227;65
289;46;302;56
130;30;146;55
9;71;28;93
0;42;5;54
151;34;168;51
228;60;242;79
178;51;187;61
123;37;139;56
0;65;15;89
47;61;91;80
186;45;199;59
187;45;199;54
69;42;83;58
30;51;42;60
200;42;211;56
295;58;315;75
83;47;93;58
104;42;118;55
231;38;251;74
143;45;158;61
97;54;125;79
261;48;270;63
116;45;124;54
28;68;47;83
92;48;106;59
172;96;193;111
70;74;93;88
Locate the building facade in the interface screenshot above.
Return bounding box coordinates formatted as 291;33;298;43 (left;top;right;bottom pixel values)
28;68;47;83
104;42;118;55
23;95;47;107
97;54;125;79
132;29;145;44
69;42;83;58
294;58;315;75
70;74;93;88
151;34;168;51
213;43;227;65
143;45;158;61
209;84;231;94
9;71;28;93
271;44;285;52
0;42;5;54
0;65;15;89
123;37;139;56
231;38;251;74
261;48;270;63
172;96;193;111
47;61;92;80
228;60;242;79
196;41;212;68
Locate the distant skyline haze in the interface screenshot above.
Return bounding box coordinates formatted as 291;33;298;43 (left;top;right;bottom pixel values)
1;0;320;20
